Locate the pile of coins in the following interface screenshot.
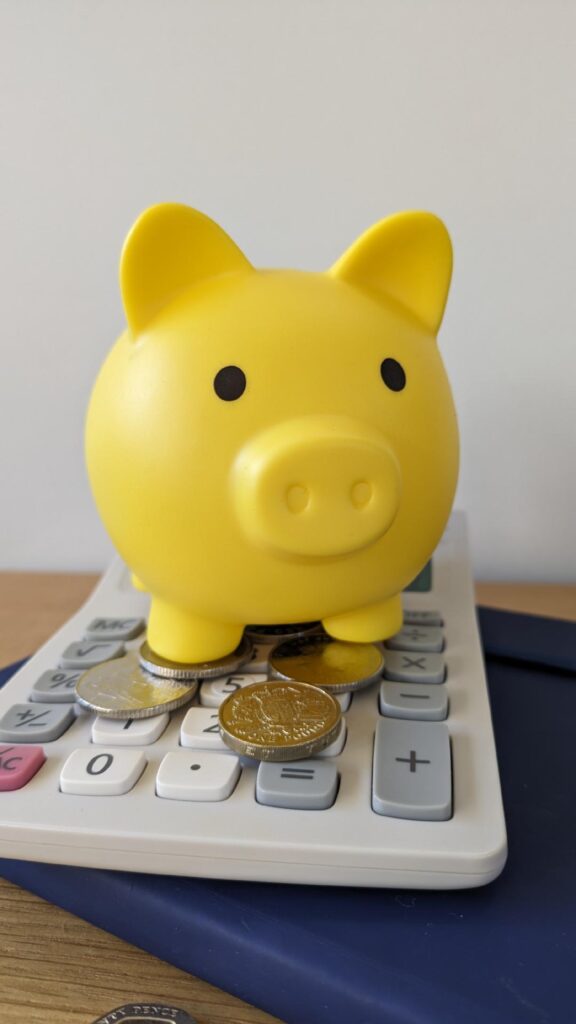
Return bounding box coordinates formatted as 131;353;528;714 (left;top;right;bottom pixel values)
76;622;385;762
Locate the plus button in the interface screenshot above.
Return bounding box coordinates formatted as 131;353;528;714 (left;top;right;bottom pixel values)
395;749;431;773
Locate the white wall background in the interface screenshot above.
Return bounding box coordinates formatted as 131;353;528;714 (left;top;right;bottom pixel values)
1;0;575;580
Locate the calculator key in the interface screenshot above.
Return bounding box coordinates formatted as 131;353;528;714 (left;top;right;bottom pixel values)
180;708;228;750
256;760;338;810
403;610;443;627
383;651;445;684
239;642;275;674
0;745;45;791
60;748;147;795
0;704;75;743
92;713;169;746
379;682;448;721
385;626;444;654
85;617;145;641
60;641;124;669
372;719;451;820
199;673;267;708
335;692;352;712
30;669;83;703
316;720;347;757
156;751;240;801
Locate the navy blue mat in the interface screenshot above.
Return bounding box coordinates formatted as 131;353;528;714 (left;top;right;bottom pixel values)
1;607;575;1024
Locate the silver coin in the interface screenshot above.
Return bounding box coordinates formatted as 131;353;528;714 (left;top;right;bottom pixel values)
269;635;385;694
245;621;322;644
139;635;253;681
76;652;198;719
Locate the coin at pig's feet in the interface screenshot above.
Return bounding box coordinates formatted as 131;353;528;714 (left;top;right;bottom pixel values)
139;635;253;681
218;680;341;761
269;635;384;694
244;621;322;644
76;652;198;719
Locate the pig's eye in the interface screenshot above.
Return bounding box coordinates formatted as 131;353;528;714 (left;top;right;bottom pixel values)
380;358;406;392
213;365;247;401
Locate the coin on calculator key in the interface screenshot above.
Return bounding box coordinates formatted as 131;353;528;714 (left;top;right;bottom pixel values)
269;635;384;694
76;652;198;719
139;635;253;681
244;621;321;644
218;680;341;761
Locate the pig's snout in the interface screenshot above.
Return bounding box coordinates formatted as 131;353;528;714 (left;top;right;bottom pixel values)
233;416;401;558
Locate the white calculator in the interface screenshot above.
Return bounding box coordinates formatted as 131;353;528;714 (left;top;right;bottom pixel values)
0;511;507;888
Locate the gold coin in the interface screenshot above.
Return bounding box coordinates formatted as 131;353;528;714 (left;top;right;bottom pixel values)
269;635;384;693
218;680;341;761
139;635;253;680
76;652;198;719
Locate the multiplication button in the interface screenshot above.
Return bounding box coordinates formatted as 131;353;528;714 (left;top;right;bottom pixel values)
379;682;448;721
60;748;146;795
372;719;452;821
256;761;338;810
383;651;445;684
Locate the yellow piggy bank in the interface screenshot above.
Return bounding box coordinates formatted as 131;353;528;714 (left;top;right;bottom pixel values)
86;204;458;663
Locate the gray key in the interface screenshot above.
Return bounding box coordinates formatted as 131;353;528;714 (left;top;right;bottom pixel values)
385;626;444;653
379;682;448;721
403;609;443;627
60;640;124;669
383;650;445;684
0;703;75;743
85;617;145;641
31;669;83;703
256;760;338;810
372;718;451;820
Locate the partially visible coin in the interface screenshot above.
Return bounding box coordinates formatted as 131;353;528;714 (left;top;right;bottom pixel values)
76;652;198;719
245;621;321;644
139;636;253;681
269;635;384;694
219;680;341;761
91;1005;197;1024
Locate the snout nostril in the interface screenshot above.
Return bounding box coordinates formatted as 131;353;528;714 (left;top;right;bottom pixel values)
350;480;373;509
286;483;310;514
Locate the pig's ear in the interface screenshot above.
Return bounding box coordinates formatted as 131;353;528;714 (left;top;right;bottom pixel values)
120;204;252;335
329;212;452;334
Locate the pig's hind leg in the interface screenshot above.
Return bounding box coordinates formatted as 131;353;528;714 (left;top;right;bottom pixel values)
322;593;403;644
147;597;244;664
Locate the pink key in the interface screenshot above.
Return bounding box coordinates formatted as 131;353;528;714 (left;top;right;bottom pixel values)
0;745;45;791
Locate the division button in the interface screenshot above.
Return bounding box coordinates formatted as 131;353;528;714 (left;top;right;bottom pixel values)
403;610;443;627
372;718;452;821
156;751;240;801
256;760;338;810
379;682;448;721
30;669;83;703
0;704;75;743
0;745;45;791
84;617;146;641
60;747;146;795
384;627;445;654
60;641;124;669
383;651;445;684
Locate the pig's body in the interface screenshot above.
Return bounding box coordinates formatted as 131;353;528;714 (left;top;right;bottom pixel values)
86;205;458;662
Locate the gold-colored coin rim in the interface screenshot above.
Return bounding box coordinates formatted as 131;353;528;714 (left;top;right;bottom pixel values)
218;679;342;761
75;652;198;719
269;637;384;694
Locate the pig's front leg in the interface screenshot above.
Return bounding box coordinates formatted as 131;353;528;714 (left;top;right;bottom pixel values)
147;598;244;664
322;593;403;644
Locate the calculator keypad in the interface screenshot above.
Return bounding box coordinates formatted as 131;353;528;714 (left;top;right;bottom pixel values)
60;641;125;669
84;618;146;641
0;744;45;791
60;748;147;795
30;669;83;702
92;714;170;746
385;626;445;653
180;708;230;750
383;651;445;684
199;673;267;708
379;682;448;721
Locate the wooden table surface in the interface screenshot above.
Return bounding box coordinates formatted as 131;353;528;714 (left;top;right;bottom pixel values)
0;572;575;1024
